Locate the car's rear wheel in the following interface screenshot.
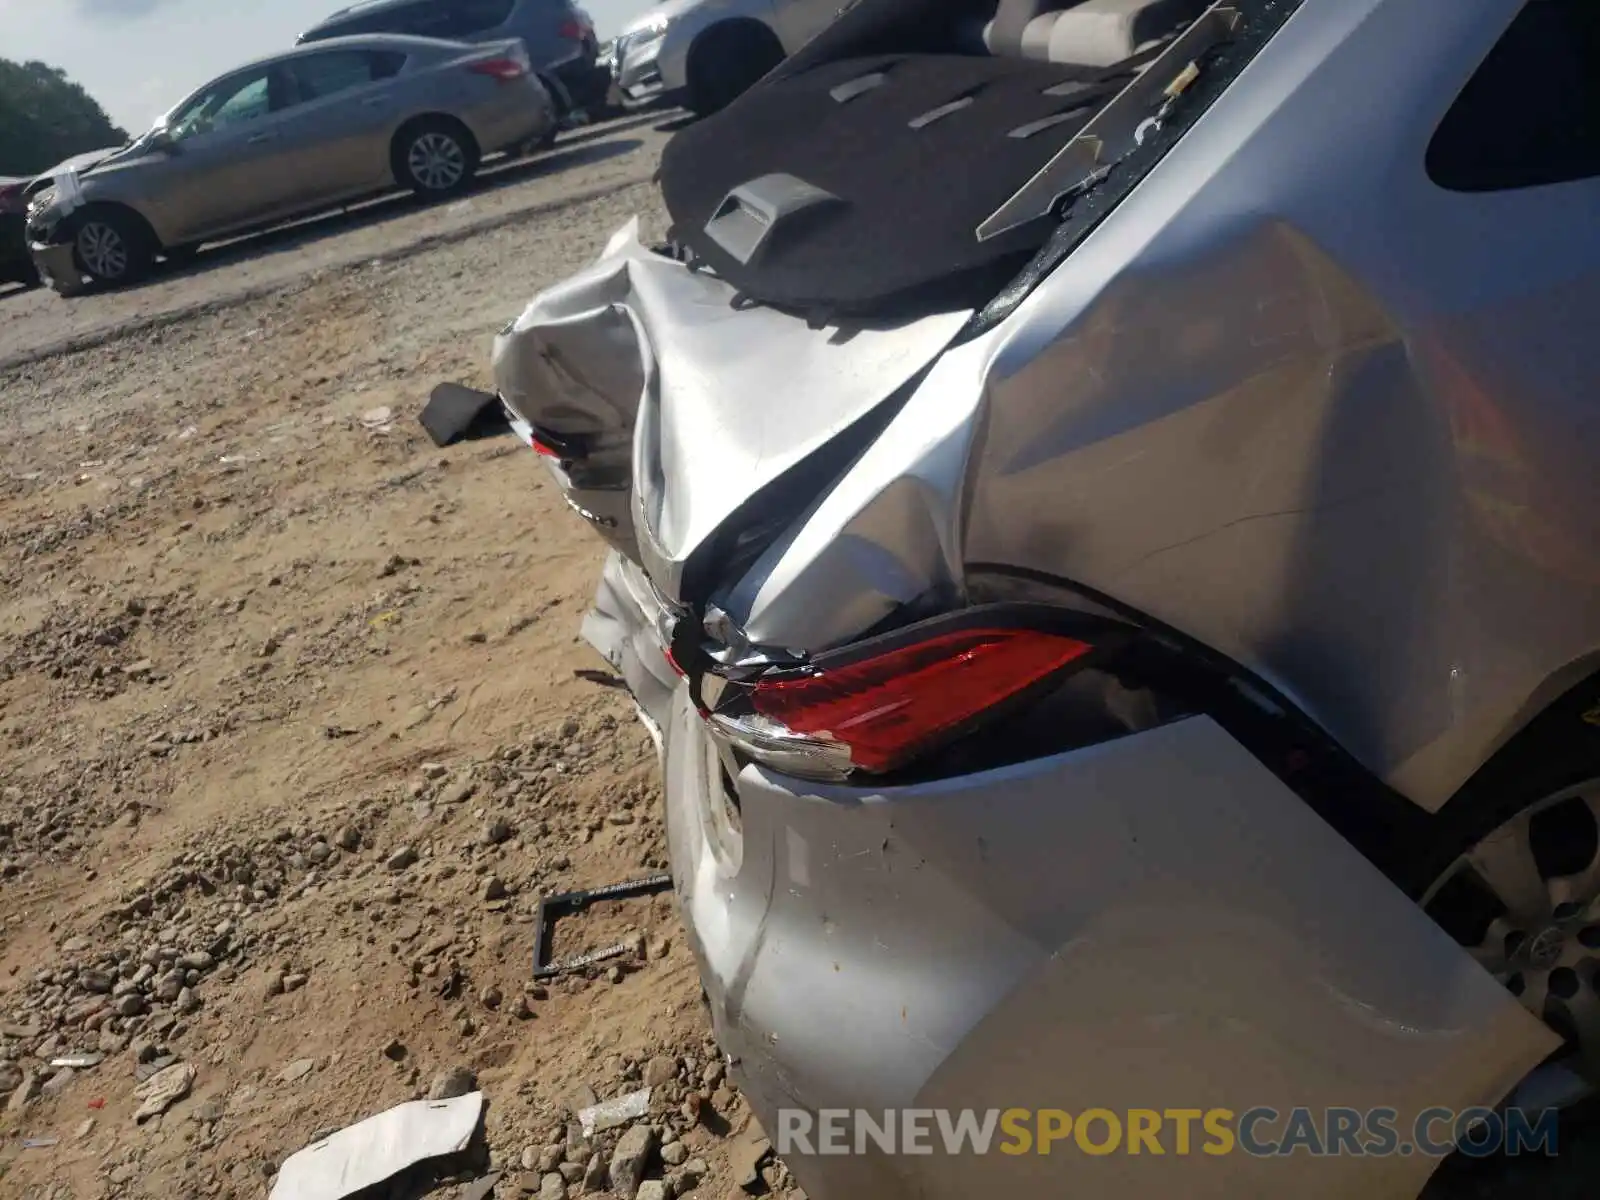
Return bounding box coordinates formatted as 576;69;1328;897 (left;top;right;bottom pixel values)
1423;775;1600;1083
686;21;785;117
394;118;479;198
1415;687;1600;1183
70;206;154;288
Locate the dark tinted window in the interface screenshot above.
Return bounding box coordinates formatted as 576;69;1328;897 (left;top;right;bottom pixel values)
1427;0;1600;192
290;50;407;102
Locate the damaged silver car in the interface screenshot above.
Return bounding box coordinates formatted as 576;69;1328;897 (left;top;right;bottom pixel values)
492;0;1600;1194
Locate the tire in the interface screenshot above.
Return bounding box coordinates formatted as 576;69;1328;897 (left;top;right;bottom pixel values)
393;118;479;198
69;206;154;289
1410;679;1600;1120
686;21;785;117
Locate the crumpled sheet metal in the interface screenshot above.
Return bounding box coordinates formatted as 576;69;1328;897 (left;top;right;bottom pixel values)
493;219;972;601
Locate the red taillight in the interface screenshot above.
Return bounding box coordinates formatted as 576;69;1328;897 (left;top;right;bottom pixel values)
469;57;527;81
530;434;562;459
559;17;588;39
726;627;1094;777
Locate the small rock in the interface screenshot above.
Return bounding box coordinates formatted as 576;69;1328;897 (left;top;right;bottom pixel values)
387;846;418;871
7;1069;40;1113
421;762;448;779
382;1038;407;1062
730;1131;772;1193
192;1097;225;1123
538;1143;565;1171
644;1056;678;1088
278;1058;315;1084
582;1153;607;1192
606;965;624;985
427;1065;477;1100
440;777;477;806
282;972;308;993
336;825;362;852
176;986;201;1014
482;876;507;902
480;985;503;1011
484;817;512;846
133;1060;196;1122
116;993;147;1018
661;1142;688;1167
539;1175;567;1200
558;1161;585;1184
264;972;286;1000
609;1124;658;1198
635;1183;667;1200
154;969;184;1003
680;1158;708;1185
522;1146;542;1171
41;1066;76;1097
78;968;116;994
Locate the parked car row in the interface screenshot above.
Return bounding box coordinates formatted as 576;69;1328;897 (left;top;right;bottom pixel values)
10;0;611;297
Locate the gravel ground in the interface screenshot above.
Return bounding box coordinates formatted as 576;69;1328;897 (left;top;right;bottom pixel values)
0;114;798;1200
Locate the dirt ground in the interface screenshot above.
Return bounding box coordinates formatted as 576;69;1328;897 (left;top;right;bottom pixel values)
0;119;789;1200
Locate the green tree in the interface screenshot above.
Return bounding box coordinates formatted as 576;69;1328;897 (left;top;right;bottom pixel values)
0;58;126;177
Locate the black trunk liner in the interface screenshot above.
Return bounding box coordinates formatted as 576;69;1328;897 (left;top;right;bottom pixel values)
660;53;1142;318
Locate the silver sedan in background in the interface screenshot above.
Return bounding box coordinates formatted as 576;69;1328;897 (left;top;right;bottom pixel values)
25;34;556;295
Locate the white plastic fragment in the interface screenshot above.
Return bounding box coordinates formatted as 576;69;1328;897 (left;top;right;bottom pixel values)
577;1087;651;1138
268;1091;485;1200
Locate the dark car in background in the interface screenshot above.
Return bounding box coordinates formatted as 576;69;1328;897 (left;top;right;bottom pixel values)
0;178;40;287
299;0;608;120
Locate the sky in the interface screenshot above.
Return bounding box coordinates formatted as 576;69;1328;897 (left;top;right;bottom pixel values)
0;0;655;132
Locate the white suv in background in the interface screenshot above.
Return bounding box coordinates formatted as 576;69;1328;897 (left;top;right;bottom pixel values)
612;0;839;115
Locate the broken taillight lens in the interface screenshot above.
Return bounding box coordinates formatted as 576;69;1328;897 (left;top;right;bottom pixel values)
708;625;1096;780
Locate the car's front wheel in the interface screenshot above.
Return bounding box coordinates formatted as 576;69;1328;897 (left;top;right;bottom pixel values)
686;21;785;116
70;206;154;289
394;119;479;198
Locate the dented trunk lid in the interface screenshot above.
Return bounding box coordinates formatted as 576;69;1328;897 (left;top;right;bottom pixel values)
492;219;971;603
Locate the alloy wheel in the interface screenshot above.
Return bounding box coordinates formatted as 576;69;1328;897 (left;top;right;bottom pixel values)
407;132;466;192
76;221;129;281
1423;781;1600;1084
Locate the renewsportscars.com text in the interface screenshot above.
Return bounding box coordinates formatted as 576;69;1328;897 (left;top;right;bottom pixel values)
776;1106;1558;1159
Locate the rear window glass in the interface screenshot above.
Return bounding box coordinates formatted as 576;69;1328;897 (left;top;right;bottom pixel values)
292;50;407;101
1427;0;1600;192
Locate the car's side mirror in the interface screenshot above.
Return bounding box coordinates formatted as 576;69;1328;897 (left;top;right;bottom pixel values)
148;129;181;154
